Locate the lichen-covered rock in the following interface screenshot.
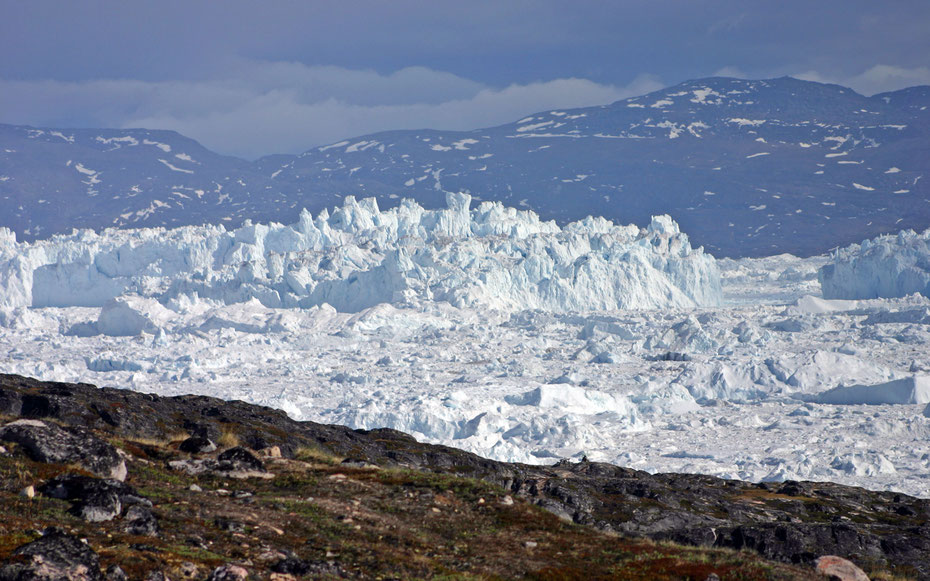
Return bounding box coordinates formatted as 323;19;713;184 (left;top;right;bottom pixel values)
168;446;271;480
0;419;126;480
122;505;159;536
104;565;128;581
178;436;216;454
206;564;248;581
0;528;102;581
39;474;150;523
216;447;264;472
814;555;870;581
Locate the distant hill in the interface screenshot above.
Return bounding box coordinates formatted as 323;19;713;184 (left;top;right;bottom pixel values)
2;77;928;257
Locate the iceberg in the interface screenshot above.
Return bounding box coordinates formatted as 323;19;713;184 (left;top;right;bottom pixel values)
815;376;930;406
0;193;721;313
820;228;930;300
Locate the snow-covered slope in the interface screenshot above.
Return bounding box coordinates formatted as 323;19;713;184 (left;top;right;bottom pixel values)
3;77;929;257
0;193;721;312
820;227;930;299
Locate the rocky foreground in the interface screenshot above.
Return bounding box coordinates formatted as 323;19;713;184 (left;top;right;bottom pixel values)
0;374;926;580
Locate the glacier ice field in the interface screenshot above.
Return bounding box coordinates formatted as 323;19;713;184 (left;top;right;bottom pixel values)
2;194;930;497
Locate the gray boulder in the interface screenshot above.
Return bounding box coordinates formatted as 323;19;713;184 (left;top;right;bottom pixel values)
169;446;270;480
815;556;870;581
178;436;216;454
0;528;102;581
122;505;159;536
216;446;264;472
39;474;150;523
0;419;127;481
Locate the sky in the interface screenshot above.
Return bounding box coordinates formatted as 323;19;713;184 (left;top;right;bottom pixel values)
2;0;929;160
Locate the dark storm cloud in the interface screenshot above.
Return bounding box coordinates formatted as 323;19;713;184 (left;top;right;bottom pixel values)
2;1;928;158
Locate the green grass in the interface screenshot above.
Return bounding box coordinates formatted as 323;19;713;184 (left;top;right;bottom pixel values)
0;410;835;580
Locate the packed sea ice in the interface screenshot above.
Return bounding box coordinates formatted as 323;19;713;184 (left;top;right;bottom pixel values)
1;194;930;498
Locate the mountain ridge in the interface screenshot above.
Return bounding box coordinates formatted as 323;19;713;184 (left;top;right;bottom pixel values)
2;76;929;257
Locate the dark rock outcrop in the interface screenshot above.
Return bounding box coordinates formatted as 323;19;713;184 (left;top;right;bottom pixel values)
1;373;928;578
38;474;151;523
270;556;347;579
168;446;269;479
215;447;264;472
0;528;102;581
178;436;216;454
0;418;126;481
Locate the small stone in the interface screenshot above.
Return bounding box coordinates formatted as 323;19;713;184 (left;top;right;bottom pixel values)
214;517;246;533
500;495;514;505
19;485;35;499
168;459;209;476
815;555;870;581
189;484;202;492
340;457;375;468
123;505;159;536
207;564;248;581
524;541;538;549
431;507;441;513
705;574;720;581
257;550;287;564
477;497;485;504
177;561;199;579
106;564;129;581
261;445;282;458
271;556;312;576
